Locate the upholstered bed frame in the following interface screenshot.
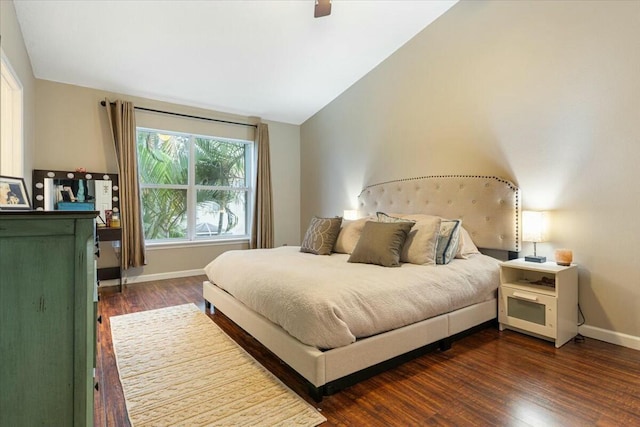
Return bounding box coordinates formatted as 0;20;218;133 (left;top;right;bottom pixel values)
203;175;520;400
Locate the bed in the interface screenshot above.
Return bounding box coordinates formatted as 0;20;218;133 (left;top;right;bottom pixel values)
203;175;520;400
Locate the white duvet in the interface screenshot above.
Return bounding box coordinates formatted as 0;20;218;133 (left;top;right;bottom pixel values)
204;246;500;350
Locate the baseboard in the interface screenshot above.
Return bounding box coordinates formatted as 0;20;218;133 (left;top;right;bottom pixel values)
579;324;640;351
99;269;205;288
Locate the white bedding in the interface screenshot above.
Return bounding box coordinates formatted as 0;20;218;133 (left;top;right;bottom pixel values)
204;246;500;350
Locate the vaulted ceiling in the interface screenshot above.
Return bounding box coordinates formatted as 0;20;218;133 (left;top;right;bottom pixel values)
14;0;457;124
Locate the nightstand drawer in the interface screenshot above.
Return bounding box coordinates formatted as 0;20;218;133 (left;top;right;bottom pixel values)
499;286;557;339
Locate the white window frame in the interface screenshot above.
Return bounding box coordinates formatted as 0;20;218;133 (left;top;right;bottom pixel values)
137;127;253;245
0;49;24;178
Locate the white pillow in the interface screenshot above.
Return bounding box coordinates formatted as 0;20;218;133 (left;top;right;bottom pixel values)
333;217;373;254
456;226;480;259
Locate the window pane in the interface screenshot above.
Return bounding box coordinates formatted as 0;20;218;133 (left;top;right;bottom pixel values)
141;188;187;239
137;126;252;243
195;137;246;187
196;190;246;237
1;55;24;177
137;130;189;185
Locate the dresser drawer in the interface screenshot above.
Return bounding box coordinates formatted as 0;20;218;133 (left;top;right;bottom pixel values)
499;285;557;339
0;218;74;237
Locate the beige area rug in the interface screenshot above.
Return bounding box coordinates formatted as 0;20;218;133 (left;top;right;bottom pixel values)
110;303;326;427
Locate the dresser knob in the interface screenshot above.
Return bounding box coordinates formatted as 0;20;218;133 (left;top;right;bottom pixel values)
97;315;102;324
94;382;99;391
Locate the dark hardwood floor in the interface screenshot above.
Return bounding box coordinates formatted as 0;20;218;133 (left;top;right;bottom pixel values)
95;276;640;426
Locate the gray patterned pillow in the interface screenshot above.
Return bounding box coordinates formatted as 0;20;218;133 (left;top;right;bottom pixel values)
300;216;343;255
436;219;461;264
376;212;415;225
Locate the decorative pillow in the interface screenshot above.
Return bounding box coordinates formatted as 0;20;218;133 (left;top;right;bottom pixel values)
436;219;462;264
348;221;415;267
456;226;481;259
376;212;415;225
377;212;441;265
300;216;342;255
333;217;373;254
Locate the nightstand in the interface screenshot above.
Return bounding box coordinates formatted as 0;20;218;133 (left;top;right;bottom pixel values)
499;259;578;348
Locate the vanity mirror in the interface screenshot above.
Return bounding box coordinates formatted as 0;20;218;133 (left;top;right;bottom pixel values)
32;169;120;222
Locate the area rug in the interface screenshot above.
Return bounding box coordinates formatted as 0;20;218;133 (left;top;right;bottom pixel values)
110;303;326;426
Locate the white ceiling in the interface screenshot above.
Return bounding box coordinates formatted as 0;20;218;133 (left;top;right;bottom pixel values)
14;0;457;125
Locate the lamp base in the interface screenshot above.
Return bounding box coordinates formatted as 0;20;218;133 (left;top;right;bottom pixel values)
525;255;547;263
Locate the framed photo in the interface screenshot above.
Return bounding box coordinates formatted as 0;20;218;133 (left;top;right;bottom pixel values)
0;175;32;210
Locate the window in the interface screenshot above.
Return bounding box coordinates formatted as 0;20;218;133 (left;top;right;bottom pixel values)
0;50;24;177
137;127;253;243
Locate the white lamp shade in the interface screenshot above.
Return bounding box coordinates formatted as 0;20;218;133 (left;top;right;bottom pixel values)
522;211;549;243
343;210;360;220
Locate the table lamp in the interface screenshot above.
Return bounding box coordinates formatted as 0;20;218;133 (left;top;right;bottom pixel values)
523;210;548;262
343;210;360;220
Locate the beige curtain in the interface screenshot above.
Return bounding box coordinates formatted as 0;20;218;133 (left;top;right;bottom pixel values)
251;123;274;249
104;99;146;269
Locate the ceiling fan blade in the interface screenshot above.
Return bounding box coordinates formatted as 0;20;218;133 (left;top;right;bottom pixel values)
314;0;331;18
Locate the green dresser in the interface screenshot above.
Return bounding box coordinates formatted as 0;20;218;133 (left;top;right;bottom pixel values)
0;211;97;426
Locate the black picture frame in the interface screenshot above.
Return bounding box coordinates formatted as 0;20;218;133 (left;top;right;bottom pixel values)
0;175;32;210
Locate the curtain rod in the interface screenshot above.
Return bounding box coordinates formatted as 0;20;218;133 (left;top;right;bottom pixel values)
99;100;257;128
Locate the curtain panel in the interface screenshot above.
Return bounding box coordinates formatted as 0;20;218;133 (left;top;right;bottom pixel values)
104;99;146;269
251;123;274;249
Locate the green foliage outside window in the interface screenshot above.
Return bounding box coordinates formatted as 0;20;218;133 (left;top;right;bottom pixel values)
137;129;250;241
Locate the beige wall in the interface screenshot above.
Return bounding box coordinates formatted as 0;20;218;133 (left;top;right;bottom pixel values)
268;119;301;246
35;80;300;277
3;0;300;280
0;0;36;186
301;1;640;341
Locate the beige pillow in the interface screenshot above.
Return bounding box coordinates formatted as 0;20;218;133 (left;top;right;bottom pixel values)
300;216;342;255
333;217;373;254
377;212;441;265
456;226;480;259
348;221;415;267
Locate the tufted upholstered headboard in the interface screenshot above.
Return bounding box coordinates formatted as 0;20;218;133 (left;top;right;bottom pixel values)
357;175;521;252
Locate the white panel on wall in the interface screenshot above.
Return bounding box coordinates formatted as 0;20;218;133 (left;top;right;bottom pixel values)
94;179;112;224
